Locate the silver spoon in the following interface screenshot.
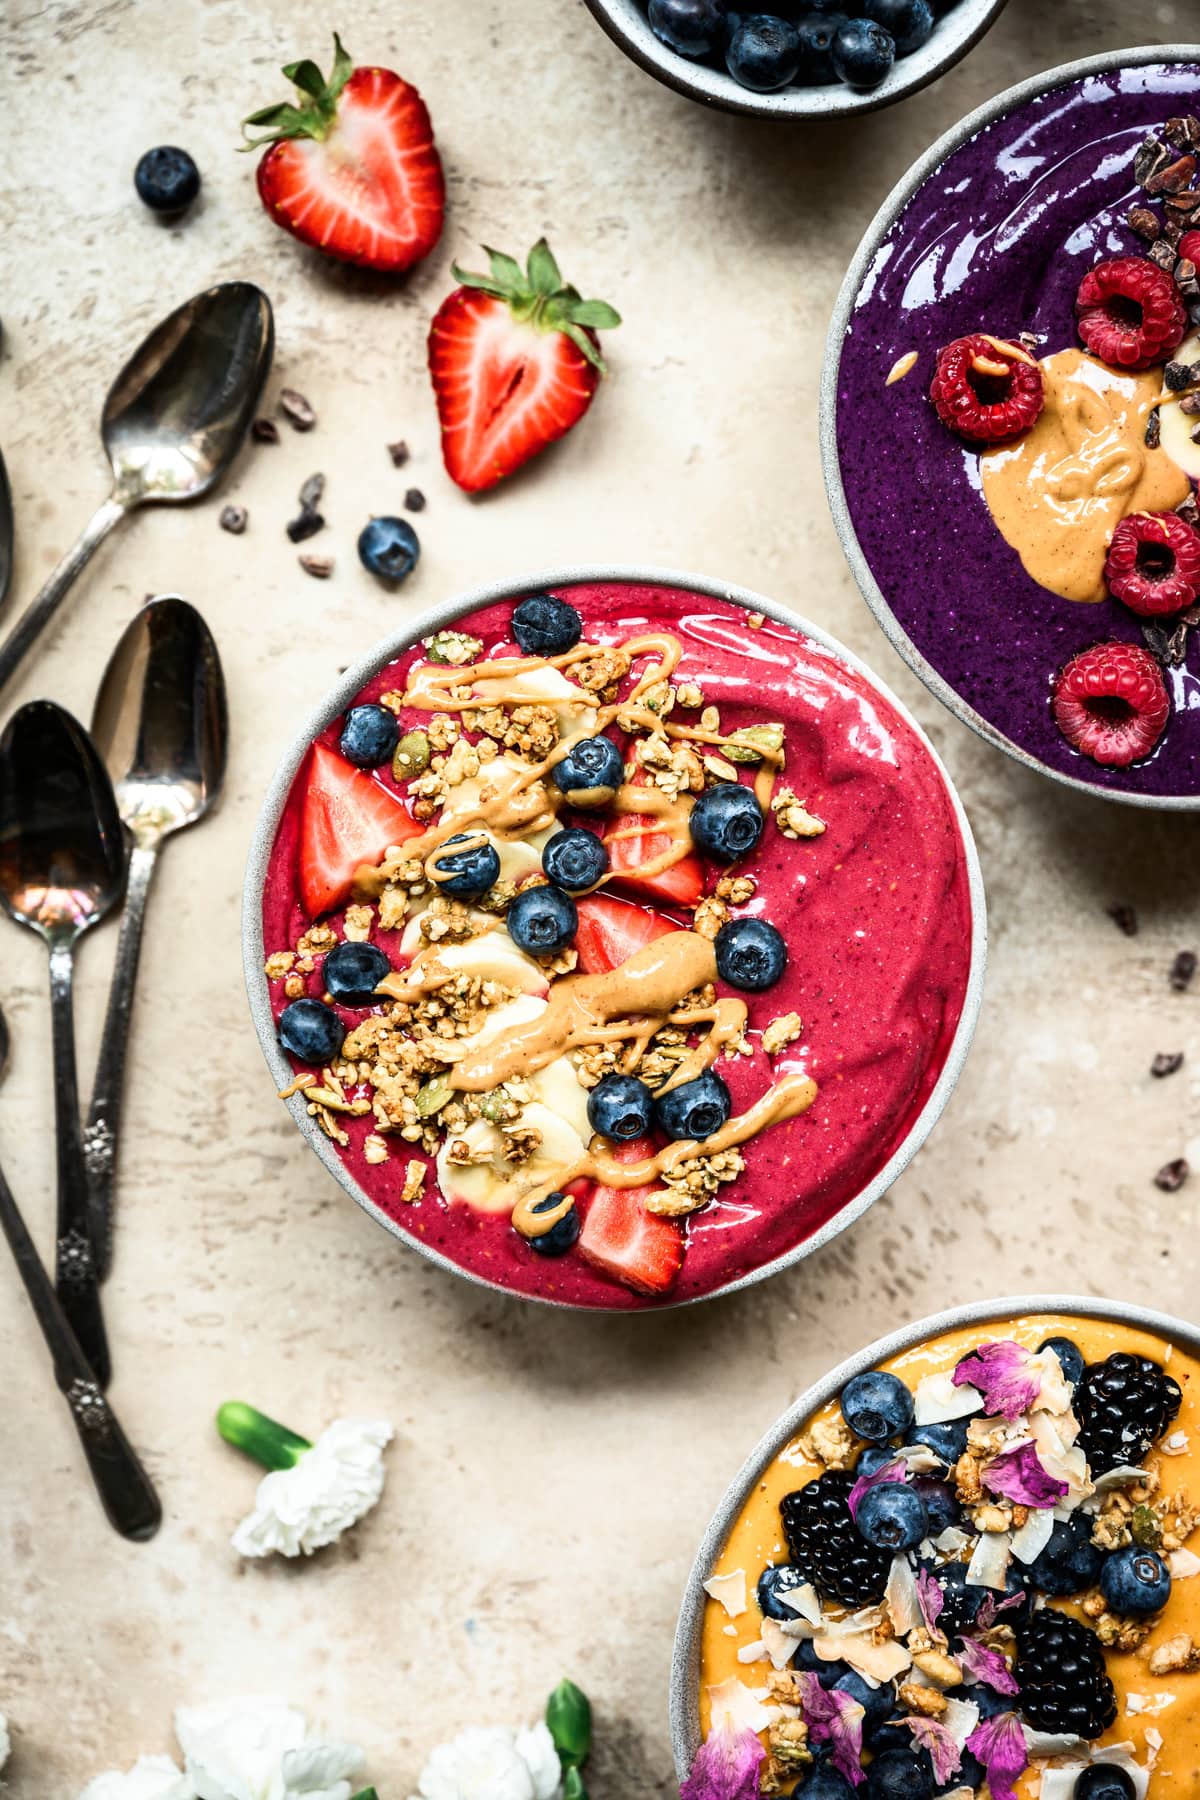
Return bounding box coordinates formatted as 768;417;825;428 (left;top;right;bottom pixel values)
0;701;128;1385
0;448;13;611
0;1003;162;1540
0;281;273;698
87;595;228;1276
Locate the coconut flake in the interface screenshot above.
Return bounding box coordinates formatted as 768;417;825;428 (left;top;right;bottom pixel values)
1010;1506;1057;1564
933;1526;972;1557
886;1555;922;1636
736;1642;768;1665
706;1679;774;1736
953;1341;1041;1421
1039;1766;1088;1800
704;1571;748;1618
778;1581;823;1625
681;1715;766;1800
761;1618;798;1671
985;1444;1069;1509
940;1697;981;1747
1160;1429;1189;1456
1092;1464;1151;1490
813;1630;912;1685
966;1530;1012;1591
966;1712;1028;1800
1125;1692;1176;1715
1168;1547;1200;1579
914;1371;983;1425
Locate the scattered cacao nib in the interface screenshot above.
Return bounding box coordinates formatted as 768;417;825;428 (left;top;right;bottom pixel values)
1170;949;1198;990
1180;601;1200;626
1018;331;1040;353
1164;362;1192;391
1107;903;1139;937
1164;213;1185;246
1154;1157;1190;1192
1190;424;1200;445
387;439;410;467
219;504;247;534
1149;238;1178;271
1176;260;1198;286
1178;277;1200;305
1180;393;1200;415
1152;1051;1185;1078
298;471;326;511
1175;492;1200;525
1135;136;1171;185
1147;154;1197;196
1128;205;1161;241
1142;618;1190;665
1189;300;1200;327
1145;407;1162;448
1166;190;1200;214
279;388;317;431
299;553;334;578
286;508;325;543
251;417;280;444
404;487;426;512
1165;115;1200;152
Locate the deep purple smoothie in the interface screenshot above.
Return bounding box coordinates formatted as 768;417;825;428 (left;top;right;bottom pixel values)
834;60;1200;799
259;582;975;1308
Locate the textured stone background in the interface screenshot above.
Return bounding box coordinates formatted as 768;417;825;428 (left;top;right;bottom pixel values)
3;1;1200;1793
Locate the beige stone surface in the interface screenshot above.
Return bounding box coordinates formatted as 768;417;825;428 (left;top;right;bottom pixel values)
3;1;1200;1793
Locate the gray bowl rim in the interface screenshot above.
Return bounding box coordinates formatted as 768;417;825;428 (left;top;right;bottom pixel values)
820;42;1200;811
670;1289;1200;1776
242;563;987;1312
579;0;1009;120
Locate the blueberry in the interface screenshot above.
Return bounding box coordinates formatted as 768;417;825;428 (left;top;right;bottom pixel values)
795;1639;848;1688
795;11;846;81
527;1194;581;1257
919;1559;983;1634
834;1671;894;1729
800;1770;857;1800
714;917;786;991
506;884;578;955
941;1751;985;1795
542;828;609;893
689;784;765;861
830;16;895;85
1099;1545;1172;1615
511;592;582;656
725;12;802;88
1072;1768;1136;1800
907;1420;968;1466
654;1070;732;1141
587;1073;655;1142
1039;1335;1085;1386
339;703;400;768
863;0;931;52
855;1482;928;1551
1027;1511;1103;1597
970;1685;1010;1721
756;1562;809;1620
648;0;728;55
840;1369;914;1441
322;940;391;1005
551;736;625;807
855;1445;897;1478
912;1477;961;1536
134;146;201;215
357;516;420;583
866;1749;933;1800
431;833;501;900
279;997;344;1063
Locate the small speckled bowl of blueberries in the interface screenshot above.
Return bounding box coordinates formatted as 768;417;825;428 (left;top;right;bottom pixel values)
581;0;1008;115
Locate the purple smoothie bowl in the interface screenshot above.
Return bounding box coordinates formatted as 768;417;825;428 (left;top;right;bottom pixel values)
821;45;1200;808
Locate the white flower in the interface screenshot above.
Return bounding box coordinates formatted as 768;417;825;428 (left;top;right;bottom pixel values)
412;1721;562;1800
231;1420;393;1559
78;1755;194;1800
175;1698;363;1800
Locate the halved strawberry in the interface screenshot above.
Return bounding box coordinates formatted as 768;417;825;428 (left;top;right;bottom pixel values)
300;741;422;917
428;240;621;493
244;36;444;273
578;1139;683;1298
575;894;678;975
605;770;703;907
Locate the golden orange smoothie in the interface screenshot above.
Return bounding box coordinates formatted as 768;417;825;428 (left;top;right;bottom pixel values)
693;1312;1200;1798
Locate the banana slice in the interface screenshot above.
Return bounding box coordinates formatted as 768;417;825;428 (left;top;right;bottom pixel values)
468;666;597;736
436;1102;587;1214
429;933;549;997
437;994;548;1064
397;900;497;960
529;1054;592;1142
442;756;561;882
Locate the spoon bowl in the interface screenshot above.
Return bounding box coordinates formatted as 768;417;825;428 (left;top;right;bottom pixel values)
0;448;12;610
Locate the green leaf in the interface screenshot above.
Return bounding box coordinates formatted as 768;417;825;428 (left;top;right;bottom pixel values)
216;1401;312;1471
484;246;529;294
350;1789;379;1800
564;300;622;330
451;261;518;300
527;238;564;296
281;58;327;99
563;1770;588;1800
328;33;356;103
557;320;608;375
547;1679;592;1769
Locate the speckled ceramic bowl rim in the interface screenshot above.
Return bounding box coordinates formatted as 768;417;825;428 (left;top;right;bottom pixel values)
820;42;1200;811
670;1291;1200;1775
242;564;986;1311
580;0;1009;120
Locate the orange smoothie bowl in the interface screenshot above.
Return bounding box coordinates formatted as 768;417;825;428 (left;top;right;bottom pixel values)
243;567;984;1311
671;1297;1200;1798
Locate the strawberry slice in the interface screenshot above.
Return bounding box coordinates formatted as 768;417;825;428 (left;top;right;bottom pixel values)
575;894;678;975
604;763;703;907
578;1139;683;1298
300;741;421;918
244;35;444;273
428;239;621;493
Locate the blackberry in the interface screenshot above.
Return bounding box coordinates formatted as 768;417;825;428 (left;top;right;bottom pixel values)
1074;1353;1182;1475
1016;1611;1117;1739
780;1470;890;1608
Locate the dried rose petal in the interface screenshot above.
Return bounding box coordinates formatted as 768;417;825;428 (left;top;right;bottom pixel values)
974;1590;1025;1631
916;1566;945;1636
966;1711;1028;1800
680;1718;765;1800
796;1672;865;1788
983;1442;1068;1509
957;1635;1019;1695
847;1458;907;1522
904;1716;962;1786
953;1341;1041;1420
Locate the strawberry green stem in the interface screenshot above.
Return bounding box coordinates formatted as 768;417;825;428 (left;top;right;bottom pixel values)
217;1401;312;1472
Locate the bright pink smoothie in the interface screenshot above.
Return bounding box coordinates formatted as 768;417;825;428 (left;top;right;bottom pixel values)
259;582;975;1307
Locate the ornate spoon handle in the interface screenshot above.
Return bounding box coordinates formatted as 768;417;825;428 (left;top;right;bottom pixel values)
49;940;110;1385
0;495;126;698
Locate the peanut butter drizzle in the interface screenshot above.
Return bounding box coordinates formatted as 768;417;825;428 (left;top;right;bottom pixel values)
981;348;1189;604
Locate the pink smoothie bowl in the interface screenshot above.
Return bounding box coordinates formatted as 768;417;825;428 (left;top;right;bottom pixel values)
241;566;987;1311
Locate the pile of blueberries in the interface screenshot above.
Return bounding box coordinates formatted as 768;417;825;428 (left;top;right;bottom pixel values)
643;0;956;93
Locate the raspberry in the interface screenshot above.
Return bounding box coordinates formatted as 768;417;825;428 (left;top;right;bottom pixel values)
929;334;1044;443
1105;510;1200;615
1051;641;1171;768
1075;257;1186;370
